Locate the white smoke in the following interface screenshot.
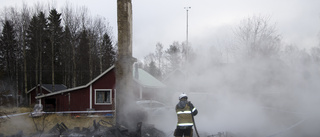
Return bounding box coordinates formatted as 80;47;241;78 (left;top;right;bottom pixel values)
146;42;320;137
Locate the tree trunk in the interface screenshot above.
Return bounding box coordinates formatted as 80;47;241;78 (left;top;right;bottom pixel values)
51;38;55;91
89;34;92;81
16;61;19;107
99;56;102;74
23;29;27;100
35;51;38;97
72;41;76;87
40;35;42;94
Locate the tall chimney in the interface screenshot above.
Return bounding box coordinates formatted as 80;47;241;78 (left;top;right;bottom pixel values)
115;0;133;126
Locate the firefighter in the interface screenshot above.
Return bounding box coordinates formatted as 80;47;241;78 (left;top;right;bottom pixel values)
174;93;198;137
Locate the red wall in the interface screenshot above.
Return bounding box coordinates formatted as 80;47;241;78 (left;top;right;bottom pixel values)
92;69;116;110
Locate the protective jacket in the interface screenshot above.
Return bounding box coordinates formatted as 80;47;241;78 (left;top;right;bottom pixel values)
176;100;198;127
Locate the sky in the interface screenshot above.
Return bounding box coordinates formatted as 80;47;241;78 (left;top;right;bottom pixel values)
1;0;320;60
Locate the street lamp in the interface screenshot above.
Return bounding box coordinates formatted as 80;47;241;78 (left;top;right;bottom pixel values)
184;7;191;48
184;7;191;62
184;7;191;94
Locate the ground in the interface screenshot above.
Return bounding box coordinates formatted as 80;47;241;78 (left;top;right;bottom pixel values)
0;107;113;136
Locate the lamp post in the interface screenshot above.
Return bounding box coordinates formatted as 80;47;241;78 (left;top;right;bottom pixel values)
184;7;191;48
184;7;191;61
184;7;191;94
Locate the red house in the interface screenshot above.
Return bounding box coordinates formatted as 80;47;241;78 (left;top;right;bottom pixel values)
27;65;167;115
34;66;116;114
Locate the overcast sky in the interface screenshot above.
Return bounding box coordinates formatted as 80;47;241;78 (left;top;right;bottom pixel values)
2;0;320;60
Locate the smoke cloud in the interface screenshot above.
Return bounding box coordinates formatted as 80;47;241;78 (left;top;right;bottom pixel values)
144;43;320;137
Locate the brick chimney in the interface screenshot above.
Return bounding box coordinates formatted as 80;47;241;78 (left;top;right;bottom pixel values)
115;0;134;126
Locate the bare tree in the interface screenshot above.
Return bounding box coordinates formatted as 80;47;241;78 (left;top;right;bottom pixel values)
143;53;155;70
87;18;95;81
7;4;31;105
234;15;281;58
20;4;31;104
143;41;187;77
282;45;311;66
93;16;107;73
62;3;81;87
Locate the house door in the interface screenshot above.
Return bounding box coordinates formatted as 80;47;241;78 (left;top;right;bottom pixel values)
44;98;56;112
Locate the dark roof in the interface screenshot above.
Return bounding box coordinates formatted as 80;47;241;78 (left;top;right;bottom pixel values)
42;84;67;92
27;84;68;93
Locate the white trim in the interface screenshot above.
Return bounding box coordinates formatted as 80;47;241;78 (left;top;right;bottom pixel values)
90;85;92;109
114;89;116;112
95;89;112;105
177;123;194;126
177;111;192;114
192;108;196;112
27;86;36;94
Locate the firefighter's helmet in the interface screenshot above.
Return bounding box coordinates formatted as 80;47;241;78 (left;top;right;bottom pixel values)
179;93;188;100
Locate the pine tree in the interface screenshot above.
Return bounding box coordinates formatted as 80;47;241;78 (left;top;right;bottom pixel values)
38;12;48;93
77;29;90;85
26;15;39;88
166;42;181;72
48;9;63;90
102;33;115;70
148;60;161;78
0;20;18;80
26;12;48;94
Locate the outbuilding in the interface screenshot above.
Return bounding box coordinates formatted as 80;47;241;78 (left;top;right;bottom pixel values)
27;84;68;106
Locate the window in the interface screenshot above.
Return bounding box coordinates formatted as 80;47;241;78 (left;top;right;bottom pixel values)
95;89;112;104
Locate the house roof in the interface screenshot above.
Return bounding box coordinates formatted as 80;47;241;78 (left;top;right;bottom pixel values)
133;67;166;88
42;84;67;92
36;65;166;99
27;84;67;94
36;65;115;99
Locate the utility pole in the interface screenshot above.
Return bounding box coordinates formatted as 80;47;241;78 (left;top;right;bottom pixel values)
184;7;191;61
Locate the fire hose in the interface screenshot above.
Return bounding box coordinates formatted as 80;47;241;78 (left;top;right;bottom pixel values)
191;112;200;137
189;102;200;137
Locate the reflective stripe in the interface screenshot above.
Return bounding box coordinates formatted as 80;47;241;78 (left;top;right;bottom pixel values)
177;123;193;126
192;108;196;112
177;111;191;114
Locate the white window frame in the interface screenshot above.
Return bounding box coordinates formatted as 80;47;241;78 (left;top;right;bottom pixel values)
95;89;112;105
